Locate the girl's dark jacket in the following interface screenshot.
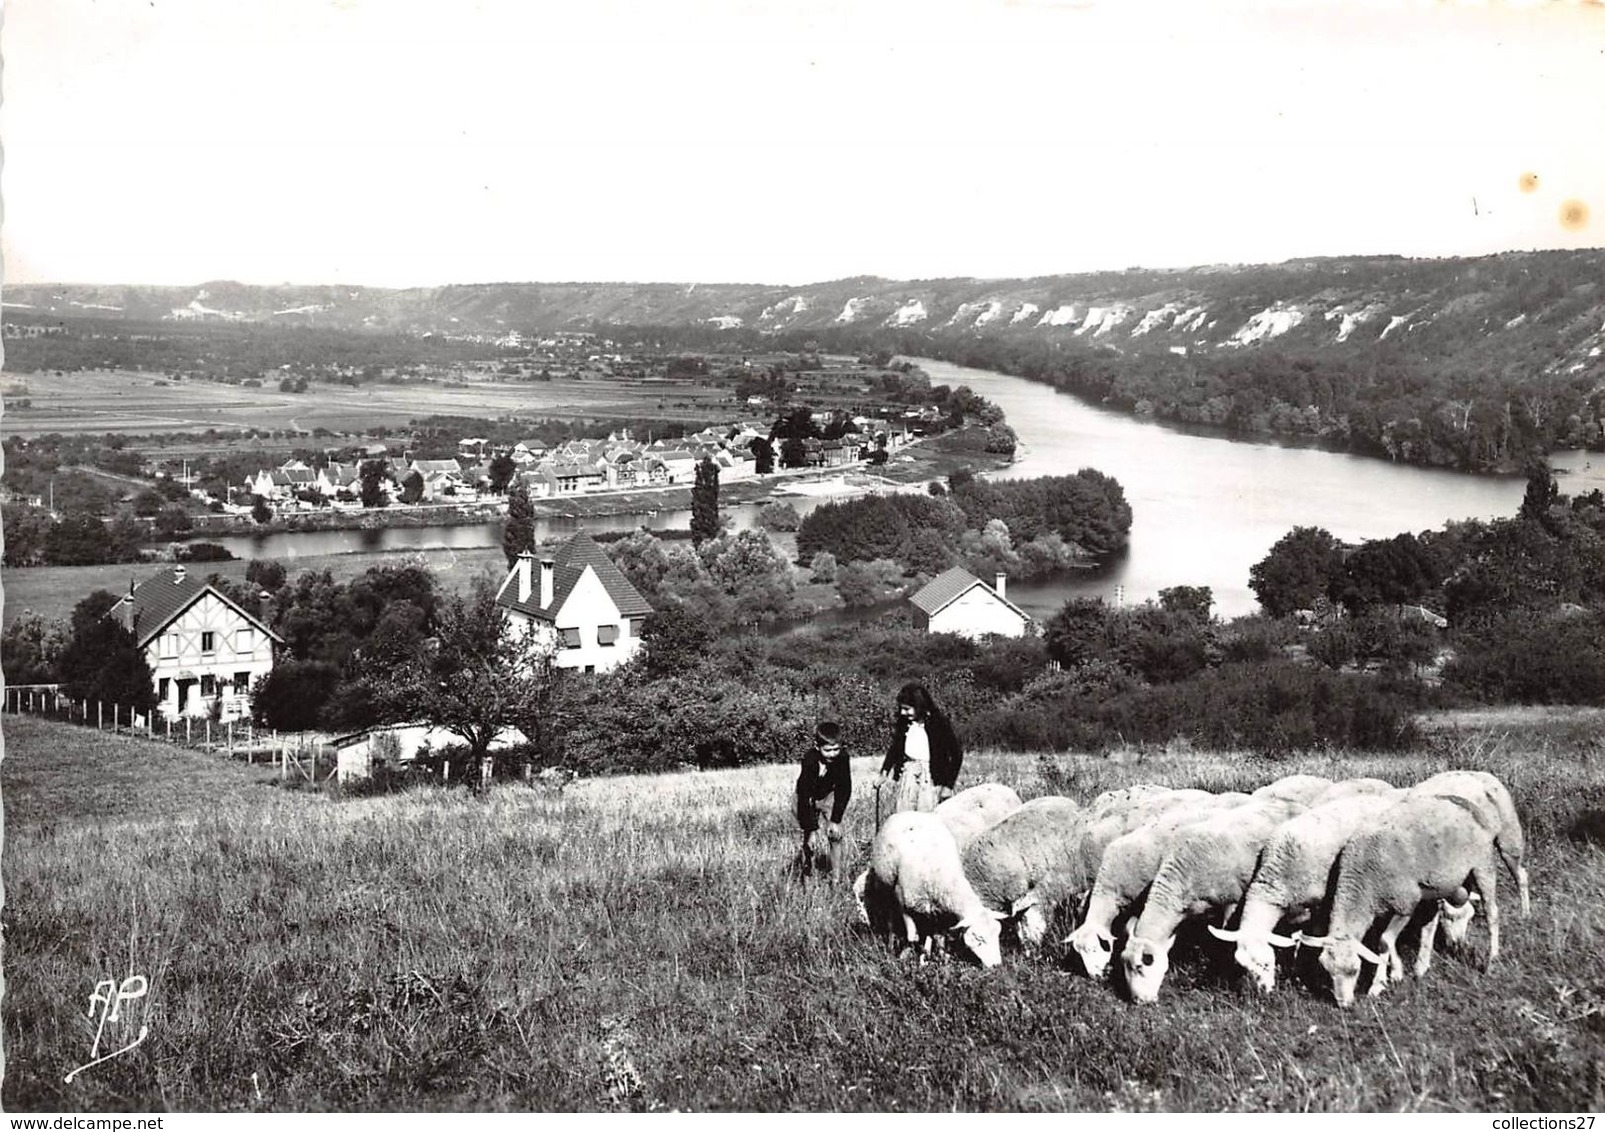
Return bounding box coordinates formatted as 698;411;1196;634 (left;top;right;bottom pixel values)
880;711;963;790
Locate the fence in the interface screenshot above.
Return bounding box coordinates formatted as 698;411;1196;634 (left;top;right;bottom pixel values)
4;683;337;785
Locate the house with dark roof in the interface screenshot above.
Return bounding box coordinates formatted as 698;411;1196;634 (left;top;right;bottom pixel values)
494;532;654;673
106;564;282;720
908;566;1031;640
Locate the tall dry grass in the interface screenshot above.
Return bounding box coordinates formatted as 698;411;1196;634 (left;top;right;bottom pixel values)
4;713;1603;1111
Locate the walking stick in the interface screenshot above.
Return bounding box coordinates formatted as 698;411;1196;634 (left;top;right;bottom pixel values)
873;778;884;832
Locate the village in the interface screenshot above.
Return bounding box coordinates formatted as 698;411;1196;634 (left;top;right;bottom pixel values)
226;409;930;514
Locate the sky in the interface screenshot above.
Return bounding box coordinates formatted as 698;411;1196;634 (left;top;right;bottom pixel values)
3;0;1603;289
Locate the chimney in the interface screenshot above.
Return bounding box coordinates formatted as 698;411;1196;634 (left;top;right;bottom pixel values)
995;571;1007;599
515;551;535;603
174;564;187;584
540;558;555;609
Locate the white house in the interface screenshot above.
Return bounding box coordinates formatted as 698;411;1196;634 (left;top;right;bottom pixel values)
908;566;1031;640
494;532;654;673
106;564;281;721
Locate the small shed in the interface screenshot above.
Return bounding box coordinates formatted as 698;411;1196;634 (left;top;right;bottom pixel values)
331;722;526;784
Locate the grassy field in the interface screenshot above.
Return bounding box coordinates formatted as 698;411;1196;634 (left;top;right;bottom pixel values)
4;710;1603;1112
1;369;736;441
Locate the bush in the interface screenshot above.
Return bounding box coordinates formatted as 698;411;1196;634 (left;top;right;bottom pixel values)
178;542;235;562
1443;608;1605;704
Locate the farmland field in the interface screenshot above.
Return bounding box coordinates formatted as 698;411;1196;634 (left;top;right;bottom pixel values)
4;711;1603;1112
1;368;736;441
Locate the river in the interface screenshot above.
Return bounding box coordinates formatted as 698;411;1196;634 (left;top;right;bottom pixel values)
212;360;1574;620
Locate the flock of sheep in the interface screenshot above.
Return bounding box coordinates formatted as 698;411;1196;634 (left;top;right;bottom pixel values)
852;770;1530;1007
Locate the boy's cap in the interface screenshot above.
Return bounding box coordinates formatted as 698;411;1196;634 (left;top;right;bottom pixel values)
815;721;841;743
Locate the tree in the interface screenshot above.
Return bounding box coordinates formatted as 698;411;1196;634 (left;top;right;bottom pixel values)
638;605;715;678
502;480;535;568
155;505;194;536
1248;526;1346;617
380;580;564;781
779;436;808;469
359;460;390;508
252;659;341;730
749;436;775;475
400;469;426;505
132;488;166;517
246;558;288;593
2;612;68;685
757;501;802;532
1518;459;1560;524
58;610;157;714
690;455;720;546
487;453;517;493
251;496;274;525
1043;597;1111;669
43;513;114;566
1158;585;1214;624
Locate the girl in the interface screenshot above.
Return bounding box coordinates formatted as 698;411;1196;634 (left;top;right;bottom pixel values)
878;682;963;814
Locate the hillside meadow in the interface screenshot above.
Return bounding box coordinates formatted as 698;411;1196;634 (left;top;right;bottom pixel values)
3;711;1603;1112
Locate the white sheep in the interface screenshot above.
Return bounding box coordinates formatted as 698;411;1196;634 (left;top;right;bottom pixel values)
1311;777;1397;804
1251;774;1335;806
1061;789;1247;916
1064;797;1250;979
1120;796;1312;1003
853;782;1022;925
960;796;1088;951
1298;794;1504;1007
858;811;1008;967
1089;783;1174;818
935;782;1025;849
1207;790;1406;992
1408;769;1530;922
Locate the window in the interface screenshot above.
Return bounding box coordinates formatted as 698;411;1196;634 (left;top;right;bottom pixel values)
233;672;250;695
201;631;216;653
558;627;582;649
158;678;170;702
200;675;216;697
584;664;596;674
597;624;619;646
627;617;645;638
160;634;178;659
236;628;254;652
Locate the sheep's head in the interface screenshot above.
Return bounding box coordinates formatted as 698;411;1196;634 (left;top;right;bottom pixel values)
1439;894;1476;946
1300;934;1382;1009
953;910;1008;969
1066;924;1117;979
1120;934;1173;1005
1208;924;1296;994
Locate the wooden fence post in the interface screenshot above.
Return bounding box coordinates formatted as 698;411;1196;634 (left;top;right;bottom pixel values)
186;716;192;744
97;701;103;730
205;719;212;746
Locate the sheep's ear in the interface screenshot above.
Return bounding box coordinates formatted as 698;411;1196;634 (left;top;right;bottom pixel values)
1353;941;1385;966
990;908;1010;922
1009;892;1038;918
1295;932;1328;950
1267;931;1299;949
1208;925;1239;943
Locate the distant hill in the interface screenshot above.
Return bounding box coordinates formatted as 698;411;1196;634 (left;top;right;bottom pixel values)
7;250;1605;383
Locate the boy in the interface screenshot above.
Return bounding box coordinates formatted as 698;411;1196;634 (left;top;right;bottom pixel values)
796;721;852;880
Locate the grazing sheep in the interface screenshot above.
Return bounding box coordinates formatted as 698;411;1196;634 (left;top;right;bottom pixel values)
859;811;1008;967
1089;783;1173;818
1299;794;1503;1007
1208;790;1406;992
960;796;1088;950
1251;774;1335;806
936;783;1025;849
1311;777;1397;804
1408;770;1530;920
1064;790;1250;915
1065;800;1247;979
1120;796;1312;1003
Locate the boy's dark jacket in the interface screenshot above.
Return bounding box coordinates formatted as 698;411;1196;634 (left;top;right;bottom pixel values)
880;712;963;789
796;744;852;829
